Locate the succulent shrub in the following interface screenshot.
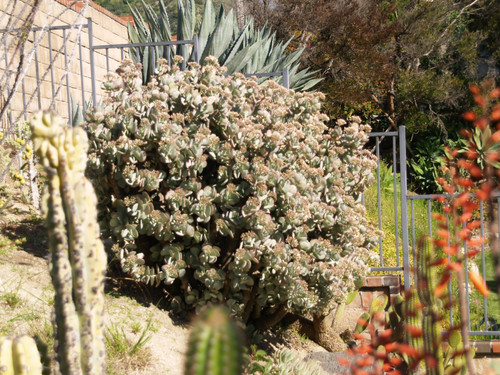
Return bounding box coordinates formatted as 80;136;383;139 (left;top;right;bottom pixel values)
129;0;321;90
86;57;377;330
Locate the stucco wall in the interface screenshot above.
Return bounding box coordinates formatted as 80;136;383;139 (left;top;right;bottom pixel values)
0;0;129;129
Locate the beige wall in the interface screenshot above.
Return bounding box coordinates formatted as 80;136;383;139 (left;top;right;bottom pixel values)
0;0;129;129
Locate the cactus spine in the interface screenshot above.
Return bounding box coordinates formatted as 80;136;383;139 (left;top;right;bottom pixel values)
0;336;43;375
416;236;444;375
30;112;107;375
184;306;244;375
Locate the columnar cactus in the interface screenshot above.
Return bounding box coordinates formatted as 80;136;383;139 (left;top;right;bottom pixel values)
185;306;244;375
0;335;43;375
30;112;107;375
416;236;444;375
86;58;377;333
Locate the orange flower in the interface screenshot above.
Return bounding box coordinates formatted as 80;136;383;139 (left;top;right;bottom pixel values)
436;229;450;239
434;273;451;297
406;325;422;338
463;111;476;121
467;237;485;247
443;245;457;256
466;220;481;230
459;228;471;241
469;271;489;297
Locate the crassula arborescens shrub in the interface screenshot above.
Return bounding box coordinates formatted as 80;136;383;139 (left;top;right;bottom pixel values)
86;57;377;330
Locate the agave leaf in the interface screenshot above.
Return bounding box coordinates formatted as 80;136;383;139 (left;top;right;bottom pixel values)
225;39;265;75
198;0;216;54
158;0;172;40
177;0;195;41
202;9;236;60
220;21;250;66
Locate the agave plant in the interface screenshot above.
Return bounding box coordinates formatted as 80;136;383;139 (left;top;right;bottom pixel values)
128;0;321;91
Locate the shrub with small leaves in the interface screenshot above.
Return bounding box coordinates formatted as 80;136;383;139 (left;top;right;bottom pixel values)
86;57;377;331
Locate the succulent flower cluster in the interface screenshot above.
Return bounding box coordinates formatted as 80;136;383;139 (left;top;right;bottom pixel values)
86;57;377;323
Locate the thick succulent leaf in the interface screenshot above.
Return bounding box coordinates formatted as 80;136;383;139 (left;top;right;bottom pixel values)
220;22;250;66
198;0;216;54
158;0;172;40
201;9;235;60
225;39;265;74
177;0;195;41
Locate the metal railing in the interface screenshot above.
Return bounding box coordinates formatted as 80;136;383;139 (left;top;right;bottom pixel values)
366;126;500;337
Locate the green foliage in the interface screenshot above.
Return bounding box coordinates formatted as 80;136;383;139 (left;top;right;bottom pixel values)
104;320;152;370
86;58;377;326
129;0;321;90
185;305;244;375
408;134;446;194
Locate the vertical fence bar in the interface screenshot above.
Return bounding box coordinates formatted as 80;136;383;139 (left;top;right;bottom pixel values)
88;18;97;106
463;222;471;331
399;126;410;289
181;44;187;70
480;200;488;331
63;29;72;125
193;34;199;63
411;199;416;278
33;30;42;109
3;37;13;126
48;30;56;110
446;213;454;326
376;137;383;266
167;45;171;67
392;135;400;267
283;67;290;90
427;199;432;236
105;48;109;72
78;32;85;106
151;46;156;75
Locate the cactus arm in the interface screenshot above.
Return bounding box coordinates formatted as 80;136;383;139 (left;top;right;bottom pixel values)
30;112;106;375
0;336;43;375
184;306;244;375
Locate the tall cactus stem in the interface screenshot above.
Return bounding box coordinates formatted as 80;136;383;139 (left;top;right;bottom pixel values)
416;236;444;375
30;112;107;375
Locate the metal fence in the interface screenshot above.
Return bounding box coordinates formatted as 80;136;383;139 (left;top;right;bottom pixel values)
367;127;500;337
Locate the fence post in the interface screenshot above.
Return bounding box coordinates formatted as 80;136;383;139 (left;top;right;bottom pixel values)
193;34;199;63
283;67;289;89
88;17;97;106
399;125;411;290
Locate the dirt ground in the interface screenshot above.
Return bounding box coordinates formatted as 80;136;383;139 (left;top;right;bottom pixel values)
0;204;325;375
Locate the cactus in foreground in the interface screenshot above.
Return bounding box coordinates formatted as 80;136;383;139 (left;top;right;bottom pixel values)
185;306;244;375
0;336;42;375
416;236;444;375
30;112;107;375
